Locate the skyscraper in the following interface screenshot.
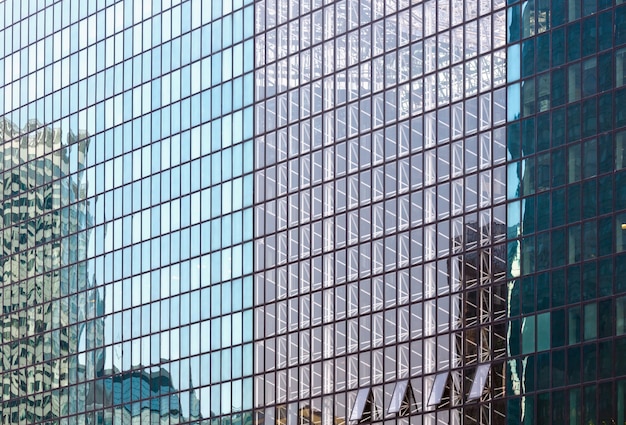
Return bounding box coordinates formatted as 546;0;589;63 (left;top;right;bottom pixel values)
253;0;509;423
504;1;626;423
2;0;254;422
0;0;625;424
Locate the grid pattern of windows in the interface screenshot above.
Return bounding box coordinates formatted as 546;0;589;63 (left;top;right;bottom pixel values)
4;0;626;424
0;0;254;423
253;0;510;423
505;0;626;423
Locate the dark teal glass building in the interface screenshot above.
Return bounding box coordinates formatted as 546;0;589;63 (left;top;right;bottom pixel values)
504;0;626;423
0;0;625;424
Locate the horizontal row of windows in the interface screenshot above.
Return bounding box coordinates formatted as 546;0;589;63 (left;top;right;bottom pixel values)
507;340;626;391
258;0;506;37
0;371;253;420
0;0;253;61
509;296;626;356
506;380;626;425
509;259;626;315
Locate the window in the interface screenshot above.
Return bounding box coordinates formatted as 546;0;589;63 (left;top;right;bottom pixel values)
388;380;416;416
349;388;377;422
468;364;490;401
427;372;449;407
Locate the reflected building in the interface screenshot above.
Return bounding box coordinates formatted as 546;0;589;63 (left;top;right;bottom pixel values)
84;366;204;424
0;118;102;422
504;1;626;423
252;0;626;423
2;0;626;424
1;0;255;423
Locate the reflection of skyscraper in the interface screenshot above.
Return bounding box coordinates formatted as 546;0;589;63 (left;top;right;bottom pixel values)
4;1;626;423
0;119;97;422
504;2;626;423
85;366;202;424
2;1;255;423
0;117;203;424
453;222;507;424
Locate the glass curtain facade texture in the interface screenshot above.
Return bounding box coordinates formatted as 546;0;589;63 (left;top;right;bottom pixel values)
505;0;626;423
253;0;509;424
0;0;254;423
0;0;625;424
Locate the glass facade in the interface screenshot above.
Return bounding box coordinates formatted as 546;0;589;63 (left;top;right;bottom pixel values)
252;0;510;423
505;0;626;423
0;0;254;423
1;0;626;424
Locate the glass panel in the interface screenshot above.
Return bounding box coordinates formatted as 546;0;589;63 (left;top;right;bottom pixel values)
427;372;449;407
387;380;416;415
468;364;490;401
349;388;376;422
522;315;536;354
617;297;626;335
537;312;550;351
617;131;626;170
617;47;626;87
569;306;581;344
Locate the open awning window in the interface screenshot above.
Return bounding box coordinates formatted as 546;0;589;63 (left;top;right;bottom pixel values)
427;372;449;407
387;380;416;416
350;388;377;423
468;364;490;401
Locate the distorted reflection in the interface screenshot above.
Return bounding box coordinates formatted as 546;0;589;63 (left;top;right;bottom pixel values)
0;119;101;422
0;120;218;423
